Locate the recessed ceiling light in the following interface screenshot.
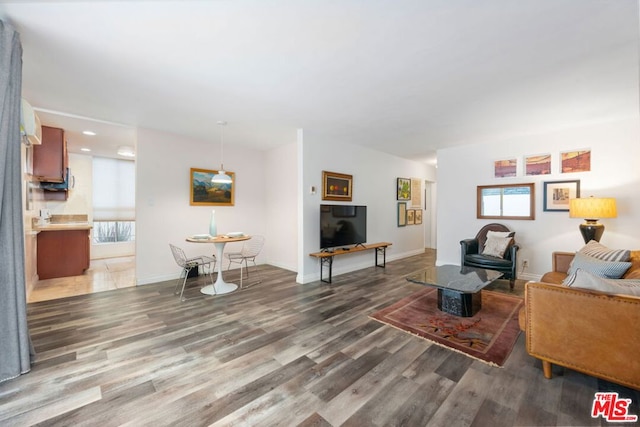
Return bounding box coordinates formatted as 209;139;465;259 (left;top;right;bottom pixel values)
82;130;97;136
80;148;91;152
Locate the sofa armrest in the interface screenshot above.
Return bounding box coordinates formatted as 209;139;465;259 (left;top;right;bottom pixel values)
524;281;640;389
551;251;574;274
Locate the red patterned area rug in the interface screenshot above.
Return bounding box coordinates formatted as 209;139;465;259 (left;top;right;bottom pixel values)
370;288;523;367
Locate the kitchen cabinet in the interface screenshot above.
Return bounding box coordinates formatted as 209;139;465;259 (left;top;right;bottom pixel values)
33;125;68;183
37;229;90;279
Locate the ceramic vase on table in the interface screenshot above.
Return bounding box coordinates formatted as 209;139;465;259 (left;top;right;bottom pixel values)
209;210;217;237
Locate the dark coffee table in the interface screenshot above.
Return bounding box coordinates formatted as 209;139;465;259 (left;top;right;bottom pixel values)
406;265;503;317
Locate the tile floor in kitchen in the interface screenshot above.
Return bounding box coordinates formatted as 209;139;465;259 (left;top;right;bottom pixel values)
27;256;135;303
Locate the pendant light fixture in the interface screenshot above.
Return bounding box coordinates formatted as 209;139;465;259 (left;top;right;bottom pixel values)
212;120;232;184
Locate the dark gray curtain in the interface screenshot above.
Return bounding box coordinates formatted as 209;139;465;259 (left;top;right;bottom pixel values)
0;19;32;383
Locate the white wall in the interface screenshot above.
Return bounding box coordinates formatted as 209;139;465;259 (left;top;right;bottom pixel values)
135;128;267;285
437;117;640;278
264;141;298;272
297;130;437;283
135;126;439;285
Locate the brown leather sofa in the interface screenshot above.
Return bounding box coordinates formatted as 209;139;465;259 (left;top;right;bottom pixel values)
519;251;640;390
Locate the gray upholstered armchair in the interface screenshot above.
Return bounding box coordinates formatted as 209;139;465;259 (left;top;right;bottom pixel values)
460;223;519;289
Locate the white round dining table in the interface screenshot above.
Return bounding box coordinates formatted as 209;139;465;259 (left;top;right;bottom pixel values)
185;234;251;295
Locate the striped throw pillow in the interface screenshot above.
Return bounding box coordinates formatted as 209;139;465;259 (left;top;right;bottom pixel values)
566;252;632;279
578;240;631;262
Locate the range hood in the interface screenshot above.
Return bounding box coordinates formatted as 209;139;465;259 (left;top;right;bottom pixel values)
40;168;74;191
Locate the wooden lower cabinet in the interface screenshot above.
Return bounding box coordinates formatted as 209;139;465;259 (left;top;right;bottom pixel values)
37;229;90;279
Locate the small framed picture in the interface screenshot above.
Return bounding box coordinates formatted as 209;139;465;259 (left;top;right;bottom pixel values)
543;180;580;212
407;209;415;225
322;171;353;201
397;202;407;227
561;150;591;173
494;158;517;178
415;209;423;225
525;154;551;176
397;177;411;201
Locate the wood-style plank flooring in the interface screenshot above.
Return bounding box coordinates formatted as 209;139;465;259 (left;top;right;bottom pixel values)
3;250;639;426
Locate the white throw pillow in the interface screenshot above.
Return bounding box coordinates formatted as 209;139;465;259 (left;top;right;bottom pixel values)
482;235;512;258
486;230;515;239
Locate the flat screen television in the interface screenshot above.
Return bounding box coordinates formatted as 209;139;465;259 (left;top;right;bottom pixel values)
320;204;367;249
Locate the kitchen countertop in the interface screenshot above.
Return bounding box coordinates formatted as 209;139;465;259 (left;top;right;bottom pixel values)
35;222;93;231
33;214;92;232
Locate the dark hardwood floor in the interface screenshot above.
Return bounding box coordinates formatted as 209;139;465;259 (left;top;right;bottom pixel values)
2;250;638;426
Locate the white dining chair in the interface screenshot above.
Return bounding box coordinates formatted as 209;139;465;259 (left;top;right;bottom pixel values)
169;243;216;301
224;235;264;289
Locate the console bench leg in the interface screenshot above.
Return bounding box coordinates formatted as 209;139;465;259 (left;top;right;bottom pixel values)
375;246;387;268
320;257;333;284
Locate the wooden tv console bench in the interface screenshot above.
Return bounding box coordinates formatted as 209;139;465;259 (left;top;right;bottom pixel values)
309;242;392;283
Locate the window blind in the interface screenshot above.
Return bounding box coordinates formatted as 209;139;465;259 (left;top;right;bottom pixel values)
92;157;135;221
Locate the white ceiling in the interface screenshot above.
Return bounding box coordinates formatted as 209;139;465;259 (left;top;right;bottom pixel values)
1;0;638;163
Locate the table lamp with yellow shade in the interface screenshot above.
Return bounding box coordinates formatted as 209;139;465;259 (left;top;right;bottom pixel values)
569;196;617;243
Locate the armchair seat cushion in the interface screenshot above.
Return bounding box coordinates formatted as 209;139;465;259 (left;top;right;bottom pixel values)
464;253;513;269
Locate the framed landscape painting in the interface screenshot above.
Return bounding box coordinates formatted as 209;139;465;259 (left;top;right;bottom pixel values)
190;168;235;206
525;154;551;176
561;150;591;173
494;158;517;178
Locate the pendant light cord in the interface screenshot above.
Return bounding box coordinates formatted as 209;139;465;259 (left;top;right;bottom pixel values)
218;120;227;170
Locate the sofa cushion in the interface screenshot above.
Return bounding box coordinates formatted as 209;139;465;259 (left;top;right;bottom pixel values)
482;233;512;258
623;250;640;279
578;240;631;262
564;268;640;297
565;252;631;280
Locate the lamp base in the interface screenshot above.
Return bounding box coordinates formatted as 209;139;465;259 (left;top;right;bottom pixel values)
579;222;604;244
